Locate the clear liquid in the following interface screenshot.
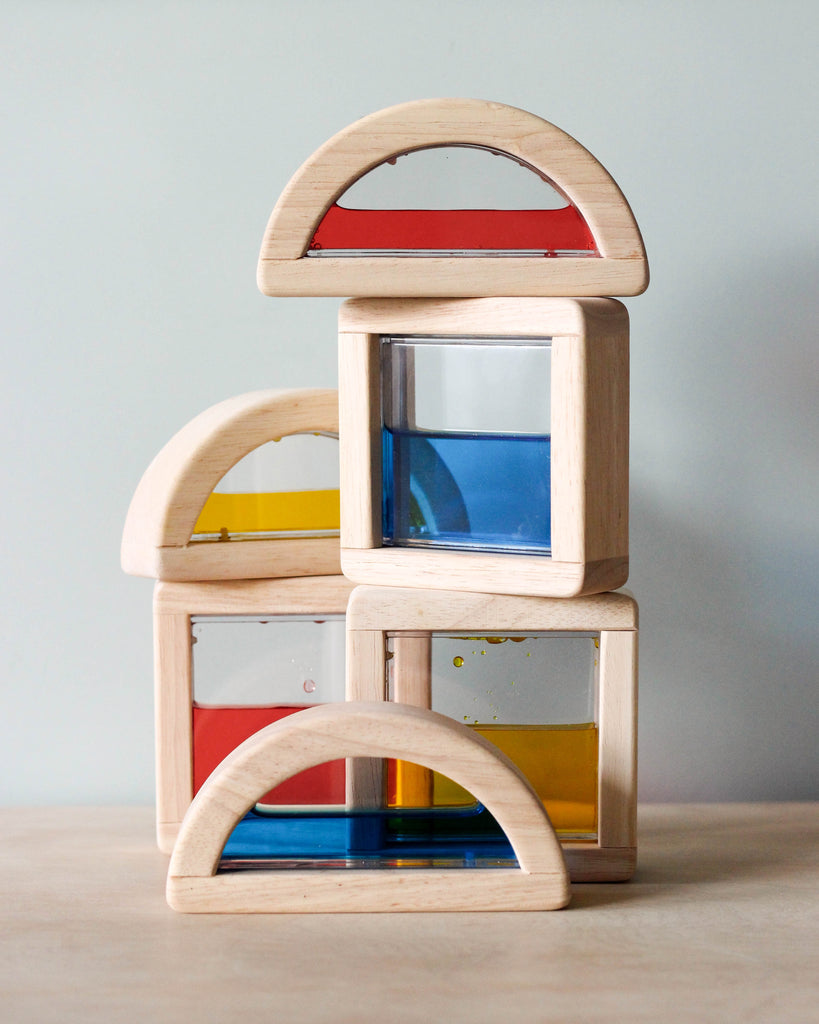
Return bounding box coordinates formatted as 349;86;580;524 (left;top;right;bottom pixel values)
382;428;551;553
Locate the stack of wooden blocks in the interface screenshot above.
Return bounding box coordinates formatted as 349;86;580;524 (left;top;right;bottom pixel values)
123;99;648;913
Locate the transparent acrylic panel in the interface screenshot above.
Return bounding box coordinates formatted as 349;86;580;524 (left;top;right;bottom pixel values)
192;615;346;706
340;145;570;211
192;433;340;542
381;336;551;553
306;144;598;258
388;631;599;838
191;615;346;806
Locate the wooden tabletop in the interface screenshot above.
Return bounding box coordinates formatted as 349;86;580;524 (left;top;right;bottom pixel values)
2;804;816;1023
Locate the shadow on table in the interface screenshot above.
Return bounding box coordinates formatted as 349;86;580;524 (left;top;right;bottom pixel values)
567;804;817;910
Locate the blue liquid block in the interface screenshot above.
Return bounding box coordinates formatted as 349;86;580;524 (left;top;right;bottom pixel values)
220;804;518;871
382;428;551;553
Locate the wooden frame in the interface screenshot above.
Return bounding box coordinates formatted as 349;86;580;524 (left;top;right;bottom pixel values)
346;586;638;882
167;702;570;913
257;98;648;298
121;388;340;583
338;297;629;599
152;575;354;853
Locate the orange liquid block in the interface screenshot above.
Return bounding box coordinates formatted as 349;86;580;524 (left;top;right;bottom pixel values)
193;489;340;536
390;723;598;836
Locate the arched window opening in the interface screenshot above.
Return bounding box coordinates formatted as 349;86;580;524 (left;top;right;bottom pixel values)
192;432;340;542
308;145;597;258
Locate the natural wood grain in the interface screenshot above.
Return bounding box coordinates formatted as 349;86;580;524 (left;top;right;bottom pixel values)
153;603;192;854
346;586;638;632
257;98;648;297
338;334;381;549
168;869;567;914
167;702;570;913
338;295;626;336
154;575;355;617
344;628;387;810
152;575;354;852
340;548;628;599
597;629;638;849
390;635;434;806
149;537;341;583
257;258;648;299
121;388;340;582
580;305;630;564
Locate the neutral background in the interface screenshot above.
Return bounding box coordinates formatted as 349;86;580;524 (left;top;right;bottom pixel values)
2;0;816;806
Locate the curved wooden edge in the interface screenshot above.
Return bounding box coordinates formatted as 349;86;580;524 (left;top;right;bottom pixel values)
167;702;570;912
121;388;339;580
257;98;647;296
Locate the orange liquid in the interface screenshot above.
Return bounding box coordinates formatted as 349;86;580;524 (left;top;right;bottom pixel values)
193;489;340;536
391;723;598;836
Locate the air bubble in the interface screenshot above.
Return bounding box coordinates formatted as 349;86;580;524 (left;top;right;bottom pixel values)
303;679;316;694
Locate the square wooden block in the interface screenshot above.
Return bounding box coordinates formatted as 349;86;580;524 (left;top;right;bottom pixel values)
338;297;629;598
152;575;354;853
346;585;638;882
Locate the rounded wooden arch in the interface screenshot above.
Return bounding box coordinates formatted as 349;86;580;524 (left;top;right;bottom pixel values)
121;388;340;582
167;702;570;912
258;98;648;298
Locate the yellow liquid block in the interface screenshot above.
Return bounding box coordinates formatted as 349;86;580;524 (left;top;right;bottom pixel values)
193;489;340;535
393;723;598;836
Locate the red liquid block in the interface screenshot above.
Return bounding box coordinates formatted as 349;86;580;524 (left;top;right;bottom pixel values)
192;705;345;805
309;205;597;253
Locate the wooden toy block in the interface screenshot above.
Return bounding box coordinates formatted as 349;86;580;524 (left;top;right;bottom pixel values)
257;98;648;298
167;702;571;913
338;297;629;598
346;586;638;882
152;575;354;853
121;388;341;583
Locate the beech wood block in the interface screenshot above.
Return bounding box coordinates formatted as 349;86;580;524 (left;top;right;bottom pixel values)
167;702;571;913
153;575;354;853
338;297;629;598
122;388;340;582
257;98;648;297
346;586;638;881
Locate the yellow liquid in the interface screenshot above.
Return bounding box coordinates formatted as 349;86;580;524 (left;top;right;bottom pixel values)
193;489;340;536
392;723;598;836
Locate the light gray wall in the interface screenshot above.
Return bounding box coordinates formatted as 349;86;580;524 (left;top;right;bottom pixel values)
2;0;816;804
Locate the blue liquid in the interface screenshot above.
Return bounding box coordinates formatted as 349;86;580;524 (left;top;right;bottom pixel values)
382;428;551;553
220;804;516;870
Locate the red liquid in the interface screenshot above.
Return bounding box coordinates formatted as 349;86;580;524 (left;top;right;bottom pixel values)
192;705;345;805
309;205;596;253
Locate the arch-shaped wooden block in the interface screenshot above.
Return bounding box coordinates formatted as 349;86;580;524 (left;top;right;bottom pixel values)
121;388;340;582
167;701;571;913
257;98;648;298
